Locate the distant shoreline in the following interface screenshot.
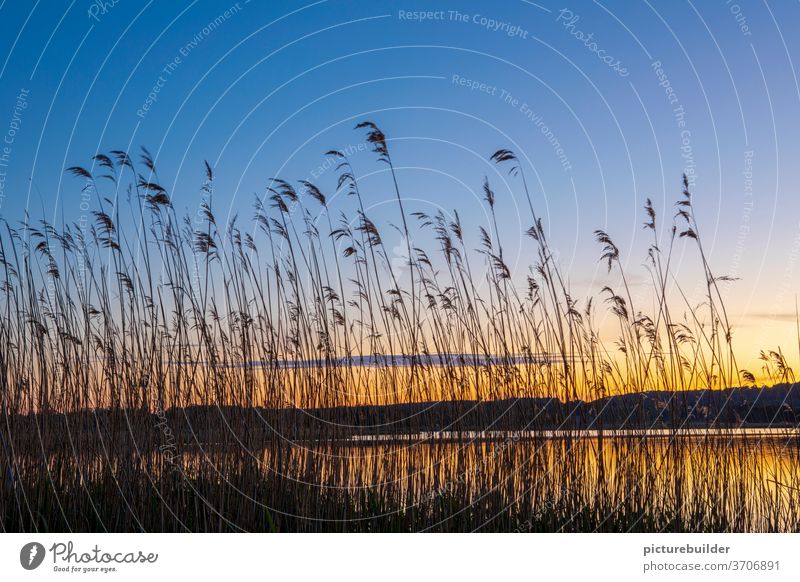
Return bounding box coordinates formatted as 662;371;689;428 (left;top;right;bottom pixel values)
9;383;800;449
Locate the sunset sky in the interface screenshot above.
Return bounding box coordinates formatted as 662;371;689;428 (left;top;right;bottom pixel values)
1;1;799;378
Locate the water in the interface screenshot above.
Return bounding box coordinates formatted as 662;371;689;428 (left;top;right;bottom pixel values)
175;431;800;531
346;427;800;442
13;430;800;531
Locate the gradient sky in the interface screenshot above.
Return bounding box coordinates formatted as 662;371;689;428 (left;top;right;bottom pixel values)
1;0;799;374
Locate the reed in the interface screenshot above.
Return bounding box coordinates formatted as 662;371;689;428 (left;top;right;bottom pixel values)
1;122;798;532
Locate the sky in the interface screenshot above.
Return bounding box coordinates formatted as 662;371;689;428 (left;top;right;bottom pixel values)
0;0;799;374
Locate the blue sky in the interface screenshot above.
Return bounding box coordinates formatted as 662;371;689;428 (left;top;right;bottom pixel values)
1;0;799;362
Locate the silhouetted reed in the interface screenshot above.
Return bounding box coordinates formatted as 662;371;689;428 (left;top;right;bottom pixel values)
1;122;798;532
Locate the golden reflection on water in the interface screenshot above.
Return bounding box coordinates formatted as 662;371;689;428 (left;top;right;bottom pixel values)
165;434;800;531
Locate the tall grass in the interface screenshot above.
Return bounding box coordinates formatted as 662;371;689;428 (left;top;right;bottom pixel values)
1;122;798;532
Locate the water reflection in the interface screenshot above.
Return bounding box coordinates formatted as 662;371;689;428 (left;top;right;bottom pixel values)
173;432;800;531
13;431;799;531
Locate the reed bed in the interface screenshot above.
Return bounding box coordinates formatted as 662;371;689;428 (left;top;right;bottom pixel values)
1;122;798;532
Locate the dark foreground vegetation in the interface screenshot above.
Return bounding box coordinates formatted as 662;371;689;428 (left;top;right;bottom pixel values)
6;434;800;532
2;122;799;532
